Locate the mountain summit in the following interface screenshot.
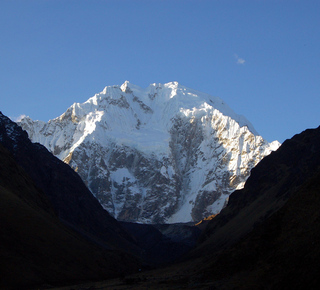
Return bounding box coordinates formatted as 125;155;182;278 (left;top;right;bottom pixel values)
19;81;280;223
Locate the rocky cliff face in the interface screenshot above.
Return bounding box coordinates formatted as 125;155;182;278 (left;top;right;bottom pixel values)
18;81;280;223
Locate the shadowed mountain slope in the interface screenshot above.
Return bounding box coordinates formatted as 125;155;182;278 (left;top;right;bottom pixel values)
0;143;139;289
0;112;140;253
196;166;320;289
197;126;320;254
179;126;320;289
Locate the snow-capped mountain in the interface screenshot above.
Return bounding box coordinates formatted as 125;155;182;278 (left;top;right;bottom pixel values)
18;81;280;223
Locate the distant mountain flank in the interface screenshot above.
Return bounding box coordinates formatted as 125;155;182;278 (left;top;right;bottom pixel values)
19;81;280;223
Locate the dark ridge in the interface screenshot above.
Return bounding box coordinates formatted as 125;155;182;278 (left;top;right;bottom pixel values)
197;126;320;253
0;112;141;255
0;143;139;289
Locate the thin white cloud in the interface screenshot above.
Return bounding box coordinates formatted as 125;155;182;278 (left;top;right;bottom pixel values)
234;54;246;65
237;58;246;65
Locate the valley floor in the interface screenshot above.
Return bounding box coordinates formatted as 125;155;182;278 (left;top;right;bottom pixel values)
44;262;215;290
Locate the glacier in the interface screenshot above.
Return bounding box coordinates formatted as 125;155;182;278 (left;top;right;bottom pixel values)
18;81;280;223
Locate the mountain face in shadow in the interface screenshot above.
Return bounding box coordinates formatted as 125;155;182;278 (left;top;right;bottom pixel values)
0;112;143;288
198;126;320;252
0;142;140;289
0;112;139;253
197;167;320;289
175;126;320;289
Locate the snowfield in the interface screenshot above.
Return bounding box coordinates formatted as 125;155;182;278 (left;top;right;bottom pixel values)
19;81;280;223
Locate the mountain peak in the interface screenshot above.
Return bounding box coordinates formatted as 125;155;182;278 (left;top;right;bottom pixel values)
18;82;280;223
164;81;179;88
120;80;131;93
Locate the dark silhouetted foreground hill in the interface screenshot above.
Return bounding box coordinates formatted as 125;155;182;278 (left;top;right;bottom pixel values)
197;163;320;289
0;142;139;289
0;112;140;253
0;112;143;288
198;126;320;253
181;126;320;289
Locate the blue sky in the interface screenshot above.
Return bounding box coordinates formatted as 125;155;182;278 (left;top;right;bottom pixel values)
1;0;319;143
